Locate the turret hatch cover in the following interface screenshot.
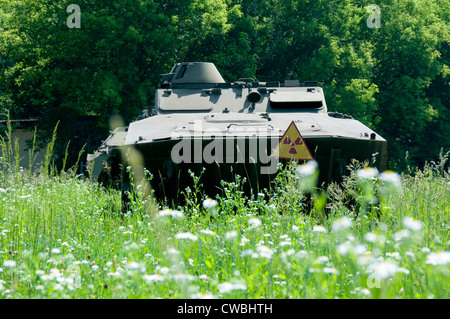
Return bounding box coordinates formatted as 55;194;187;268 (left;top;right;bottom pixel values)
269;91;322;103
158;89;214;111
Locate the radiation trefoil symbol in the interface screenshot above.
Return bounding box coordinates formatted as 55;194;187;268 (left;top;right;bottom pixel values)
271;121;314;160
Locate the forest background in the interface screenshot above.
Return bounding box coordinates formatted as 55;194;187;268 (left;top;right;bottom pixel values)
0;0;448;171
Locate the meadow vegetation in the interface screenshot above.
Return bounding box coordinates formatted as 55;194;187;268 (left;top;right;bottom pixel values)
0;132;448;299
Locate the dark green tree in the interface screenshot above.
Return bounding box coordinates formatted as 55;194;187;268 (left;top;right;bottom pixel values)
0;0;242;166
371;0;449;169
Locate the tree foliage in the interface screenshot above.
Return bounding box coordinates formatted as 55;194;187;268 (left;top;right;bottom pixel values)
0;0;448;170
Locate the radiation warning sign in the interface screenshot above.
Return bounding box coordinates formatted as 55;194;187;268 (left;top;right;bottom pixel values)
271;121;314;160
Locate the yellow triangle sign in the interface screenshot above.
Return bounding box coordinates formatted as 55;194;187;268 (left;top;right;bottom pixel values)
271;121;314;160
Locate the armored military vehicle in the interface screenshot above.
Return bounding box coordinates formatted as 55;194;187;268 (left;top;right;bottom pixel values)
87;62;387;204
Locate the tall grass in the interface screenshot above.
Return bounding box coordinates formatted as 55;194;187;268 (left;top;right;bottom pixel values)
0;126;448;299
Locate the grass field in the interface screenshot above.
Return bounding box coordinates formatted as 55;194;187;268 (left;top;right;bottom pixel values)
0;133;449;299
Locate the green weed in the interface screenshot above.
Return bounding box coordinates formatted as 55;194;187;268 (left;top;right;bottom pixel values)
0;129;448;299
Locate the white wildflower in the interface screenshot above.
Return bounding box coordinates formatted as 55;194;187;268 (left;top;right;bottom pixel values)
202;198;218;209
248;218;262;228
175;232;198;241
35;270;45;276
380;170;401;185
257;245;274;259
296;160;318;177
279;241;292;247
125;261;140;270
403;217;423;231
386;252;401;259
331;216;353;232
200;229;216;236
312;225;327;233
157;209;184;219
426;251;450;265
40;274;52;281
3;260;16;268
364;232;378;243
315;256;329;264
50;268;61;276
296;250;308;259
159;267;169;275
53;284;64;291
240;249;255;257
46;258;57;264
191;292;216;299
357;252;375;266
107;271;121;277
218;282;247;294
337;241;367;257
337;241;352;256
225;230;238;240
199;274;209;281
239;236;249;246
167;248;180;256
393;229;410;241
323;267;339;275
357;167;379;180
367;260;407;280
172;274;195;281
143;274;164;282
360;288;371;296
354;244;368;255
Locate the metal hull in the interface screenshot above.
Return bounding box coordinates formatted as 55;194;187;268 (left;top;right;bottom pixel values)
121;135;387;202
